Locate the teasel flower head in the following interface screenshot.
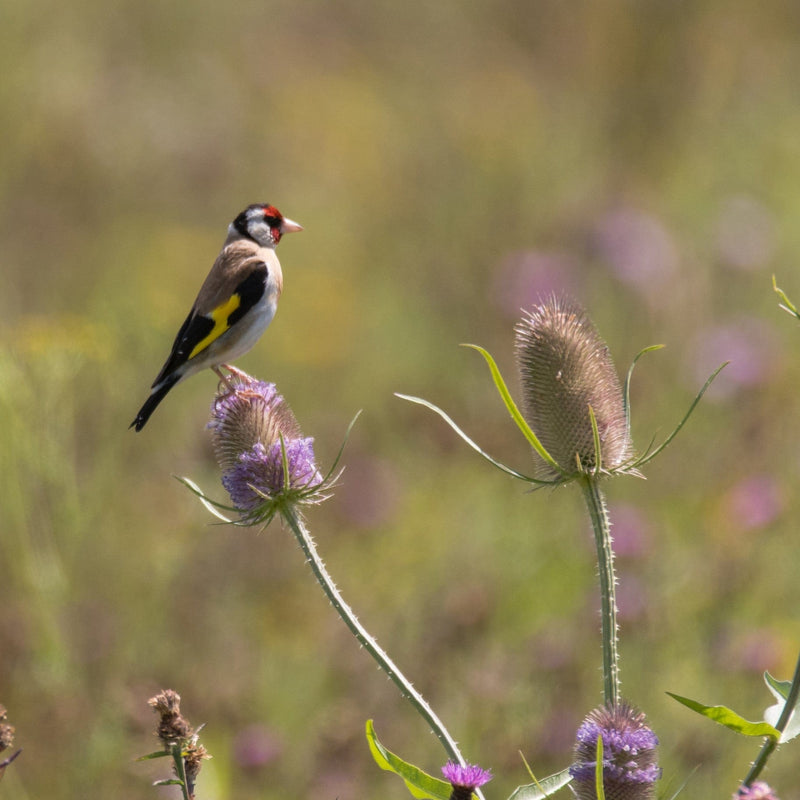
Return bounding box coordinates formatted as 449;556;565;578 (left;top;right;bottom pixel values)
570;702;660;800
734;782;781;800
206;375;327;525
442;761;492;800
515;296;633;480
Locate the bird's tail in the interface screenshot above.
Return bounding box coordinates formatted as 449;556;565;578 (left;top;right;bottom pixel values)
130;374;181;432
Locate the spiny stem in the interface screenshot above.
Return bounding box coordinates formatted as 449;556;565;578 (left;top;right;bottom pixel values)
170;742;192;800
742;647;800;786
581;477;620;708
281;506;483;799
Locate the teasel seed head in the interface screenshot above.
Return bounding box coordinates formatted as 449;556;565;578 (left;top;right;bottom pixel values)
515;296;633;479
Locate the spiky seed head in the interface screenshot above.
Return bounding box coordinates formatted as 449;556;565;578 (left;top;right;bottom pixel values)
209;379;302;472
515;296;632;478
208;376;323;517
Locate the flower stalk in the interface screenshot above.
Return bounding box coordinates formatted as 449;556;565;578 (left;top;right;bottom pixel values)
281;505;478;790
186;373;480;796
742;648;800;786
582;476;619;708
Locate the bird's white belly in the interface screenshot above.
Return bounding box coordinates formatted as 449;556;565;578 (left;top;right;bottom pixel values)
202;291;277;368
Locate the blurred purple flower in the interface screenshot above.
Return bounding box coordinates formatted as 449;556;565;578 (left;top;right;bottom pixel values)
610;504;652;559
592;208;678;294
716;628;783;674
336;455;400;528
535;708;581;756
735;781;781;800
714;195;776;272
529;623;577;671
691;319;779;400
492;250;579;317
726;474;784;532
232;723;283;770
617;576;648;623
571;703;660;800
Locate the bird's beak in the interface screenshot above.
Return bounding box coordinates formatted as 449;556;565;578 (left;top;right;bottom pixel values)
280;217;303;234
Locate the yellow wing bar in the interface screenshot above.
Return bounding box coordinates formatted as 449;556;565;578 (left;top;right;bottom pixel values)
188;295;241;359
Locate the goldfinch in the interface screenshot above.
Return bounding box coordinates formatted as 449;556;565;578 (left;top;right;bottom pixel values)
130;204;302;432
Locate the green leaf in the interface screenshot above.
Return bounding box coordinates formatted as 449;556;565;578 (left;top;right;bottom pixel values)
667;693;780;739
135;750;172;761
595;735;605;800
773;274;800;319
396;394;548;484
623;345;664;437
320;409;362;483
633;362;727;468
507;768;573;800
366;720;452;800
763;671;800;742
154;779;185;787
176;476;236;522
587;405;602;476
764;671;792;699
662;765;700;800
462;344;564;476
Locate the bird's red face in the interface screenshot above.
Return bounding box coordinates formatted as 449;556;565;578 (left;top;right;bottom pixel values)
261;205;287;243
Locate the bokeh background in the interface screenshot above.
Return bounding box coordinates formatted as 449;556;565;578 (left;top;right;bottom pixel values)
2;1;800;798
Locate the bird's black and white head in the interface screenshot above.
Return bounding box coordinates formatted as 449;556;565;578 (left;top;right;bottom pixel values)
229;204;303;247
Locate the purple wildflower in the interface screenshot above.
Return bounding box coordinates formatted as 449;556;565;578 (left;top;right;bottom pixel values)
207;374;324;519
442;761;492;800
735;782;781;800
690;319;778;400
725;474;784;532
222;439;321;510
492;249;580;317
570;703;660;800
591;208;677;297
714;195;775;272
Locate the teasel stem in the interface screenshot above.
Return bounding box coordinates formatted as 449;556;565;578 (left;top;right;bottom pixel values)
581;475;620;708
281;506;482;799
742;647;800;786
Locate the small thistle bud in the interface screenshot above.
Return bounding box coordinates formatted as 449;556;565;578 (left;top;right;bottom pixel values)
147;689;210;796
735;783;781;800
515;296;632;478
148;689;193;745
183;740;210;786
442;761;492;800
0;704;21;773
0;722;14;752
570;703;660;800
208;376;323;518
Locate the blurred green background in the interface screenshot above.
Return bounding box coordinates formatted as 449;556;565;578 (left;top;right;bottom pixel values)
2;1;800;797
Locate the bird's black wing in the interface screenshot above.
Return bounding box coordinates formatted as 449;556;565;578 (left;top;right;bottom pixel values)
151;265;268;387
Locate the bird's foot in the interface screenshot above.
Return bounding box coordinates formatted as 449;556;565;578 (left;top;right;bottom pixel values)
212;365;262;405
